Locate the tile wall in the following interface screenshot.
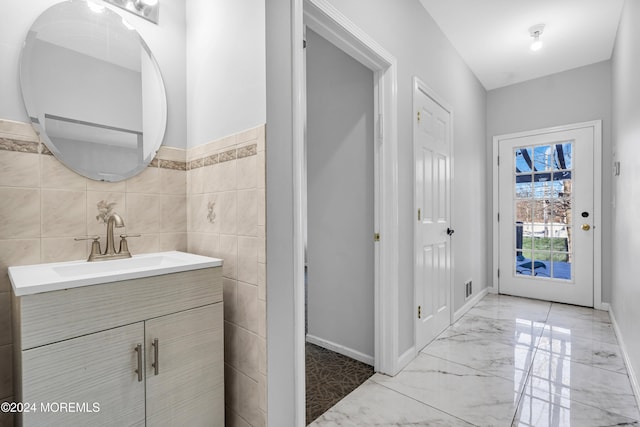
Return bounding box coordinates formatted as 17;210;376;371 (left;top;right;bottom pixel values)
0;119;267;427
0;119;188;426
186;126;267;427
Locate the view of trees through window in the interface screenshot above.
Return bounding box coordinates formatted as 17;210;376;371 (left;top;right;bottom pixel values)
514;143;573;279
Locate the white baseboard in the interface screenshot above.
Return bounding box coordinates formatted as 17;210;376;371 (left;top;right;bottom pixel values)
454;287;489;322
608;306;640;411
487;286;499;294
396;346;416;375
305;334;374;366
597;301;610;312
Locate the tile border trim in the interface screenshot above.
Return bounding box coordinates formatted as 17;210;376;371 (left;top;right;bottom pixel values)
0;138;39;154
0;136;189;170
187;144;257;170
0;120;263;172
158;159;187;171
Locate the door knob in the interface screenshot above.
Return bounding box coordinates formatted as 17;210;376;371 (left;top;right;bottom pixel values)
581;224;591;231
447;228;455;236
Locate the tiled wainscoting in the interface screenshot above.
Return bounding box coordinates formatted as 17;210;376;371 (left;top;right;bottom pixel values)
186;127;267;427
0;119;267;427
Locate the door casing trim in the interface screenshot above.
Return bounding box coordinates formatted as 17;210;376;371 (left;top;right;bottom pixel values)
491;120;603;309
291;0;400;424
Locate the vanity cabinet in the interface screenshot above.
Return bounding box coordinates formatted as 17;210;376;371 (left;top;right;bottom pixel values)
22;323;146;426
12;267;223;427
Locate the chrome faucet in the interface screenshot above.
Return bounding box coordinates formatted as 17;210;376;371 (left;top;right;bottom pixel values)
104;213;125;255
75;213;140;262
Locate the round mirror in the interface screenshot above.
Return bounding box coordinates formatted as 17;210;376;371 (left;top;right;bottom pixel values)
19;0;167;182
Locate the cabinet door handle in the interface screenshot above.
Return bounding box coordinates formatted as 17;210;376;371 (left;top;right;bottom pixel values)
152;338;159;375
135;344;143;382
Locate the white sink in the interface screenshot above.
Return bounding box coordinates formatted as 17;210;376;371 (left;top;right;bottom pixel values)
9;251;223;296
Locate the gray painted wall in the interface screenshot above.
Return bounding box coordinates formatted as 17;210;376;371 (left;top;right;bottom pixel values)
185;0;266;148
266;1;487;423
611;0;640;384
487;60;613;302
265;0;297;425
316;0;487;355
306;30;375;360
0;0;186;148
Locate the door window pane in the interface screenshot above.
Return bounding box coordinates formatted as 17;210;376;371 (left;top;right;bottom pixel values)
515;147;533;173
534;145;553;170
515;200;533;223
532;200;548;225
533;236;549;250
515;256;533;276
551;198;571;224
515;182;532;198
522;236;533;254
555;143;572;170
533;174;553;197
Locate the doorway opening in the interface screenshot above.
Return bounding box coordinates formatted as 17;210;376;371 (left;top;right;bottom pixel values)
304;27;376;424
295;0;399;424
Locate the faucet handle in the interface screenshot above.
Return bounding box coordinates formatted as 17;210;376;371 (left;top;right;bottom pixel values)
74;235;100;241
75;236;101;261
118;234;141;257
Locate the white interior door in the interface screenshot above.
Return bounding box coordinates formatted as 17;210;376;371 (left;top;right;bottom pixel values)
498;127;595;306
414;84;451;351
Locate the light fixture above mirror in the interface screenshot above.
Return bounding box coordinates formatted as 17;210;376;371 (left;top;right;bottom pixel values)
103;0;159;24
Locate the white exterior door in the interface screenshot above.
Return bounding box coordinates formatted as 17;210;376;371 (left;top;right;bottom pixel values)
498;126;595;306
414;84;452;351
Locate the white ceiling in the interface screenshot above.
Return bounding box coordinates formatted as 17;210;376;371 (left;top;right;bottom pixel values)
419;0;625;90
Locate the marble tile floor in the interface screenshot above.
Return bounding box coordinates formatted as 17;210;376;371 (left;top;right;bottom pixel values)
310;293;640;426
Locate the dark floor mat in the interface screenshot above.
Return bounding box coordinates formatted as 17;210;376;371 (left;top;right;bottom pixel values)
305;342;374;424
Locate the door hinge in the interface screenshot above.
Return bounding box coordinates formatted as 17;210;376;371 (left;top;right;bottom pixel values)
497;268;500;278
374;232;380;242
497;155;500;166
497;213;500;222
378;114;384;139
303;39;307;49
417;111;421;123
418;305;422;319
418;208;421;221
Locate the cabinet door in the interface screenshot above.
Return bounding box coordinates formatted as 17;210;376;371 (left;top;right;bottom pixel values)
22;322;145;427
145;304;224;426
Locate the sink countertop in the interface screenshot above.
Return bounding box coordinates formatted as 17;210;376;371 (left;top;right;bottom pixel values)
9;251;223;296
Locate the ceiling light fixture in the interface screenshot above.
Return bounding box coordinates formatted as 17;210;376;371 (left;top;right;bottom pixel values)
529;24;545;52
103;0;160;24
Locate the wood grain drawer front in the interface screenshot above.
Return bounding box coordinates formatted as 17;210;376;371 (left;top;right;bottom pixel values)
19;267;222;350
145;304;224;426
21;323;146;427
